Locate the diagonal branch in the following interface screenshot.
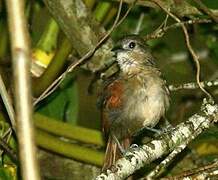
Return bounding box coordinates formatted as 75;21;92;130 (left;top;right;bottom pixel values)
96;99;218;179
0;73;16;131
42;0;114;73
34;0;136;106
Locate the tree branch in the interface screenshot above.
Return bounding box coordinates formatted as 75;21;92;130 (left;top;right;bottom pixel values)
6;0;40;179
163;160;218;179
0;73;16;131
42;0;114;73
193;0;218;23
144;19;212;40
34;0;136;105
151;0;213;100
111;0;218;17
0;138;17;162
96;99;218;179
168;79;218;91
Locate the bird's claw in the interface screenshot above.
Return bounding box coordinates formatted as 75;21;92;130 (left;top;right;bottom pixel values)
123;143;139;155
130;144;139;149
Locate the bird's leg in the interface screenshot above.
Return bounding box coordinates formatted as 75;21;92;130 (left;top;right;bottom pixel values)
111;134;125;155
159;117;174;134
112;134;140;156
146;117;174;137
143;127;163;135
163;116;173;128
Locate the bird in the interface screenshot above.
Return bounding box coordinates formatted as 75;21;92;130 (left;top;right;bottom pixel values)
99;35;170;171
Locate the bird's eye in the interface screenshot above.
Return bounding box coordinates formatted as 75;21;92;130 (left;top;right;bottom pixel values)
128;42;136;49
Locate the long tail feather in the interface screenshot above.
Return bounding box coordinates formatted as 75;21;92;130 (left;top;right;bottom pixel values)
102;136;118;171
102;136;131;172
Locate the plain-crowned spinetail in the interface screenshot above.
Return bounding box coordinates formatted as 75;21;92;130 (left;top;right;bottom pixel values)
99;35;170;171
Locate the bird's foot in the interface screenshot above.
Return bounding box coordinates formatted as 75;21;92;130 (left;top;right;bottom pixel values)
123;144;140;155
161;122;174;132
144;127;163;136
155;124;175;138
130;143;139;149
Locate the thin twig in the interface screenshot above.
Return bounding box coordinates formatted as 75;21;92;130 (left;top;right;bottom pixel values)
144;13;170;41
34;0;136;106
114;0;136;28
162;161;218;179
154;14;169;34
168;79;218;91
144;19;212;40
134;12;145;34
0;73;16;132
0;128;14;159
151;0;213;101
0;138;17;162
193;0;218;23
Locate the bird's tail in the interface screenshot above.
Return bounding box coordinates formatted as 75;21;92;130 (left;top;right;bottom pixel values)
102;136;131;172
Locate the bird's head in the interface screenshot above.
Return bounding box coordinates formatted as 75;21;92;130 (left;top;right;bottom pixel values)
112;35;156;74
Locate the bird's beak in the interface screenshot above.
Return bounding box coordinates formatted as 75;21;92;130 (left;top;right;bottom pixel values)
111;44;122;53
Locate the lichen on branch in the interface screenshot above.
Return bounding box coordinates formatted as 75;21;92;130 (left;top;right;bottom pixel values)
96;99;218;179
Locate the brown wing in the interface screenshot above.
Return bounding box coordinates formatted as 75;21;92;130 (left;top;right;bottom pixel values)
101;80;133;172
101;80;124;136
105;80;123;108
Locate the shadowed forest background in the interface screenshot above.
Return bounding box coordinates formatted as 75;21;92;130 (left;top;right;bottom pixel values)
0;0;218;179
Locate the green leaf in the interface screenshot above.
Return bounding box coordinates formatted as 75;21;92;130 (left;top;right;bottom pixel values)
0;166;17;180
202;0;218;9
37;74;78;125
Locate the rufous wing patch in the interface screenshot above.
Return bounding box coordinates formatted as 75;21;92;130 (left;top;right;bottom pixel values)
106;80;123;109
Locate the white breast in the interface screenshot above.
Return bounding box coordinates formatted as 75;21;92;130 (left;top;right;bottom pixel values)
124;75;169;129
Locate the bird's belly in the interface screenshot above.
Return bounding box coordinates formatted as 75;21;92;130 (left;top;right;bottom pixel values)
116;86;166;138
140;94;165;127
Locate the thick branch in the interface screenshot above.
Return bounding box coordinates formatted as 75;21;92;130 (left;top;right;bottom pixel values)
43;0;114;72
111;0;218;17
6;0;40;179
96;100;218;179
